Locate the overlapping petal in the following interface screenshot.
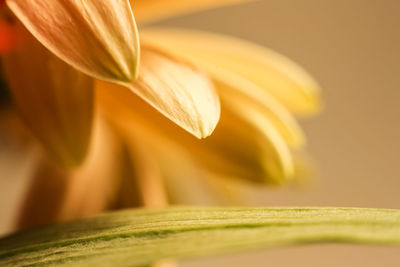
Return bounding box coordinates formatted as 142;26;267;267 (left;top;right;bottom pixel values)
117;126;247;206
6;0;140;83
2;30;94;167
126;46;220;139
115;137;169;208
213;75;304;148
16;116;123;229
142;28;321;116
97;82;292;184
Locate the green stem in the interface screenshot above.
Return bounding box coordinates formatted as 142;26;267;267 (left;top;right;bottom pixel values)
1;206;400;266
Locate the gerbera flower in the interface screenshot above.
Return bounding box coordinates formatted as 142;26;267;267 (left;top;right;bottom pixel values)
0;0;321;231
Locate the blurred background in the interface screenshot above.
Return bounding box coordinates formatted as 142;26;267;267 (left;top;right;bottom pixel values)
152;0;400;266
1;0;399;266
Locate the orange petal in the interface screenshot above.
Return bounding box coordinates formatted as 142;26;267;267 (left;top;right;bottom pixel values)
16;116;123;229
0;21;20;53
7;0;140;83
2;31;94;167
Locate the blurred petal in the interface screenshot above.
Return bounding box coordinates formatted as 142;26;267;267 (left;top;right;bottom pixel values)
98;82;292;184
17;116;123;229
2;31;94;167
216;81;294;182
121;130;218;205
143;28;321;116
118;128;246;206
214;74;305;148
131;0;254;23
159;155;220;205
152;146;249;205
0;109;37;235
0;63;12;109
7;0;139;83
0;21;20;53
127;46;220;139
115;138;169;208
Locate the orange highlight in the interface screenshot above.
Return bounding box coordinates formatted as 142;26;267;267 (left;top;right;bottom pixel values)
0;21;20;53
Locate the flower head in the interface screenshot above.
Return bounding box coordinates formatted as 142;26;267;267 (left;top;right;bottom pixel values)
0;0;321;230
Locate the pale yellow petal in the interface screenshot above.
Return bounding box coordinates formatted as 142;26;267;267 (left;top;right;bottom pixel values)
218;83;294;182
156;150;249;205
2;32;94;167
214;74;305;149
143;28;321;116
7;0;140;83
127;46;220;139
97;82;293;184
131;0;254;24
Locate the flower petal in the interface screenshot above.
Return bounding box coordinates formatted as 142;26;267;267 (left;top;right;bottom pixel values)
0;109;38;234
97;82;293;184
214;74;305;149
126;46;220;139
217;84;295;182
2;31;94;167
143;28;321;116
117;126;247;205
111;123;223;205
16;116;123;230
131;0;253;23
115;138;169;208
7;0;140;83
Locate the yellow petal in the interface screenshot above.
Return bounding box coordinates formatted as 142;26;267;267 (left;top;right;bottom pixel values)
214;74;305;149
97;82;292;184
150;147;249;205
7;0;140;83
2;32;94;167
126;46;220;139
131;0;254;24
218;84;295;182
142;28;321;116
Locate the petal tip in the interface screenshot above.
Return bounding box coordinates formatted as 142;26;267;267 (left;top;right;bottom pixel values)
197;111;221;139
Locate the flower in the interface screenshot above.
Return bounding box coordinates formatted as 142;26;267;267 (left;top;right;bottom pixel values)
0;0;321;231
6;0;140;83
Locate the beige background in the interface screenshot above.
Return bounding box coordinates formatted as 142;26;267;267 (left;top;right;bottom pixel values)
154;0;400;266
